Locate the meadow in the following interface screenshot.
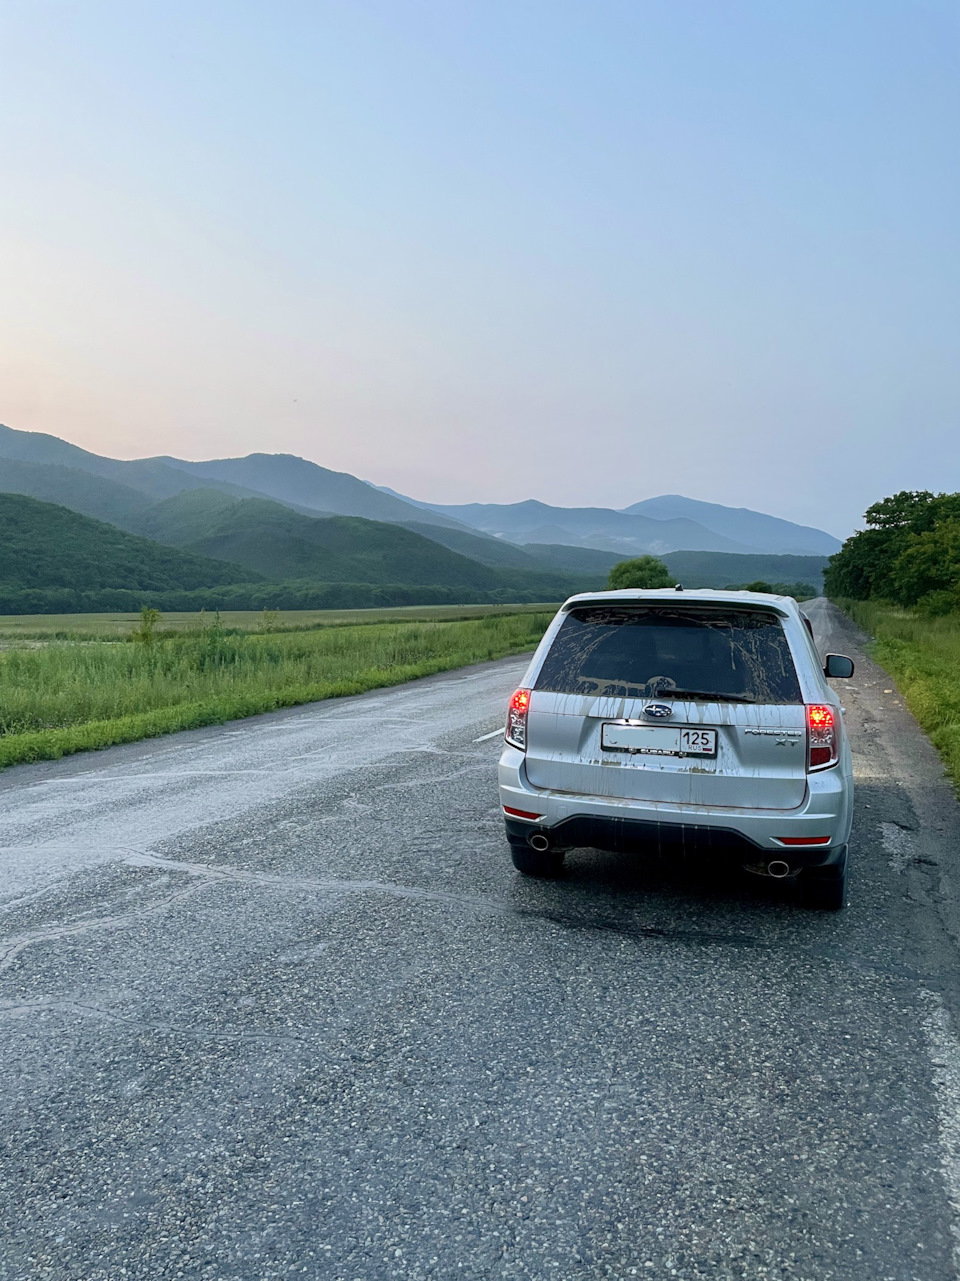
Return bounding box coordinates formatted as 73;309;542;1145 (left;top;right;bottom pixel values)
0;602;556;641
0;609;554;769
841;599;960;791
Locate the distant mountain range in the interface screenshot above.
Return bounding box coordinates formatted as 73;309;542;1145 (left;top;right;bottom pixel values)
0;423;839;556
150;452;466;529
386;494;839;557
0;423;834;612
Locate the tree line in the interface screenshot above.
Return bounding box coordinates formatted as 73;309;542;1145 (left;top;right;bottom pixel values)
0;580;569;617
606;556;816;600
823;491;960;614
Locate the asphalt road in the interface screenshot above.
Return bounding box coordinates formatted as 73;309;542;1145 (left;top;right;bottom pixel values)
4;600;960;1280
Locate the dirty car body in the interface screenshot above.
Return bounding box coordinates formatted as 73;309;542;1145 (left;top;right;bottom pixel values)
498;589;855;907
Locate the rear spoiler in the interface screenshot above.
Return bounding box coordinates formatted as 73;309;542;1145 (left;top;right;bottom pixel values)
560;594;794;618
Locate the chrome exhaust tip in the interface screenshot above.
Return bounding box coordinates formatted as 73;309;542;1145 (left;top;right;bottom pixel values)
767;859;791;879
529;833;551;852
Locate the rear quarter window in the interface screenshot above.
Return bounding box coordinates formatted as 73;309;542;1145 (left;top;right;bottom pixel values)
535;606;802;704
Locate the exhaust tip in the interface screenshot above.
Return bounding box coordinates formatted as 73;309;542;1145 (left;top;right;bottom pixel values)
529;833;550;852
767;859;791;879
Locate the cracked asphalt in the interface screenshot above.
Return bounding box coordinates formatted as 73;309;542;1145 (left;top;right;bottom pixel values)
4;600;960;1280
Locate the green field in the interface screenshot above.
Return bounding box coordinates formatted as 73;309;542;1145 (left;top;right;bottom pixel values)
0;602;559;641
0;610;553;769
840;599;960;792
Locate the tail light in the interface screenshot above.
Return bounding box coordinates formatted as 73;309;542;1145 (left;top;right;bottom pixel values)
505;688;531;750
807;703;838;771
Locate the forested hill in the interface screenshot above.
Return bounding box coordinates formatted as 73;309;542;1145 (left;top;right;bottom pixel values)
130;489;585;597
0;491;587;613
0;493;258;608
135;490;511;588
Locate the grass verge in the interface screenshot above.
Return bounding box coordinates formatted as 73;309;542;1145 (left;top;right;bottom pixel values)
838;598;960;792
0;612;553;769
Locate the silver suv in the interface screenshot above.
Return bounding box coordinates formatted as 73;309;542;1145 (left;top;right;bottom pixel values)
499;589;855;909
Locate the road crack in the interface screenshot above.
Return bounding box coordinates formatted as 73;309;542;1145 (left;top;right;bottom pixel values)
124;853;933;981
0;880;205;974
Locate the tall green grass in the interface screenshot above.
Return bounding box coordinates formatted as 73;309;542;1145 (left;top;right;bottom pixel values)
840;599;960;791
0;612;552;769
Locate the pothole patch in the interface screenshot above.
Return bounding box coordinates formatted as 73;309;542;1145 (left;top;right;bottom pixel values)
881;821;914;874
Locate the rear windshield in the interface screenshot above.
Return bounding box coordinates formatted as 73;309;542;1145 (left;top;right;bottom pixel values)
535;606;802;704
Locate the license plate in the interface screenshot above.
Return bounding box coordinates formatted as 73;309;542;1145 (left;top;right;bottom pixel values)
601;723;717;757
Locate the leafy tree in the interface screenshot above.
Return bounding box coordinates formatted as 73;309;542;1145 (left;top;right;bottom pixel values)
863;491;938;532
863;491;960;534
607;556;676;590
825;489;960;609
889;522;960;606
823;528;903;600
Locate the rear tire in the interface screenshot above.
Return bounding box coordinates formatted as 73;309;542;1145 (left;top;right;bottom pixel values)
801;848;848;911
509;840;565;878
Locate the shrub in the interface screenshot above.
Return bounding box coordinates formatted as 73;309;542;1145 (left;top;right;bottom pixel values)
607;556;676;590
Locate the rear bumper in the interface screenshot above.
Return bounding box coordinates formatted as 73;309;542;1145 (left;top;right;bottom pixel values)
503;814;842;867
499;744;853;862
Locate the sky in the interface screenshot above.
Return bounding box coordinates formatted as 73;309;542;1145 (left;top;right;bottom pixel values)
1;1;958;537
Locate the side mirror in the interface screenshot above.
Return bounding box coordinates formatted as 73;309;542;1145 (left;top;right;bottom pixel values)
824;654;855;679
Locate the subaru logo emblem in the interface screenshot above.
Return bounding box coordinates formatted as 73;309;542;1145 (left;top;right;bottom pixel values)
643;702;674;719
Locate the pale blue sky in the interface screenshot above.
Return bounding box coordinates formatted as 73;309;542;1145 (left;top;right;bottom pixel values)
2;1;958;535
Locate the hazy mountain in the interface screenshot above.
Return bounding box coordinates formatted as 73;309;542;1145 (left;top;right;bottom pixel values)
373;520;620;580
0;460;147;527
1;424;839;565
416;499;756;556
624;495;840;556
156;454;465;528
402;527;623;577
370;483;438;512
0;424;266;505
0;422;128;474
382;482;840;558
0;424;464;530
520;543;624;575
397;521;548;570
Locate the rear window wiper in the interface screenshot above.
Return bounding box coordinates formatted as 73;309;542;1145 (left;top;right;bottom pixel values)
654;687;756;703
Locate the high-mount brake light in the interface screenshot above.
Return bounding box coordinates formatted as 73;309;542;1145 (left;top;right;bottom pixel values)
806;703;839;771
505;688;531;751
